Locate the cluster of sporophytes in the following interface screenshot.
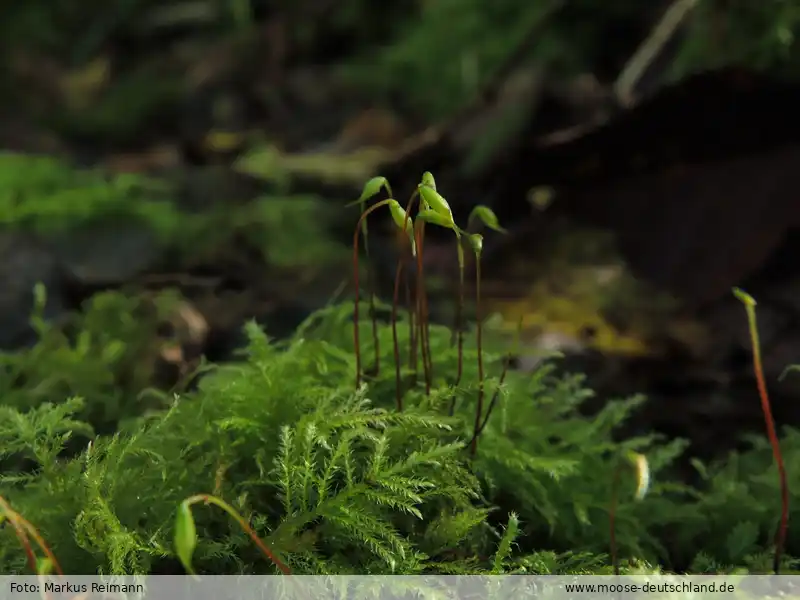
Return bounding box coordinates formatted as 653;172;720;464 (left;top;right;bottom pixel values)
350;171;511;455
0;174;794;576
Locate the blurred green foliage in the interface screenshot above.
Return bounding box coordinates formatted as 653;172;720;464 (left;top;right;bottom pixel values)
0;284;180;437
2;0;241;64
343;0;800;118
1;0;797;141
672;0;800;75
0;152;349;272
0;152;179;234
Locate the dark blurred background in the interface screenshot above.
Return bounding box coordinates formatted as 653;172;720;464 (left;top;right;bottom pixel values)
2;0;800;461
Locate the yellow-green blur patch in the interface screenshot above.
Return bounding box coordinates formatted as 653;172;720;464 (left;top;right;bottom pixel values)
234;143;391;187
482;228;708;358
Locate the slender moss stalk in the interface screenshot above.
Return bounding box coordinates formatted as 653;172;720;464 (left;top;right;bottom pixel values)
733;287;789;574
420;224;435;389
414;221;432;394
349;177;396;386
464;336;512;445
414;176;468;396
453;239;466;394
463;206;506;455
391;259;405;411
448;257;465;418
353;198;413;388
401;190;431;392
449;237;467;417
178;494;291;575
0;497;37;574
468;316;523;437
406;263;418;382
353;199;392;387
390;220;418;411
358;203;380;377
470;248;485;458
0;496;63;576
416;174;441;391
366;269;380;376
16;515;63;576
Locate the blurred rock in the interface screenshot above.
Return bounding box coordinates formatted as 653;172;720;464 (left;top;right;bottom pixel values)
48;216;163;285
0;231;72;350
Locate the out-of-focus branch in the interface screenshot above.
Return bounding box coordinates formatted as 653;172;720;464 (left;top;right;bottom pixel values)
614;0;700;106
389;0;567;162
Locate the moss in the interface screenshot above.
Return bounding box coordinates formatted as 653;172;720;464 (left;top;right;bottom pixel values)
0;285;182;435
0;296;797;575
0;170;797;577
